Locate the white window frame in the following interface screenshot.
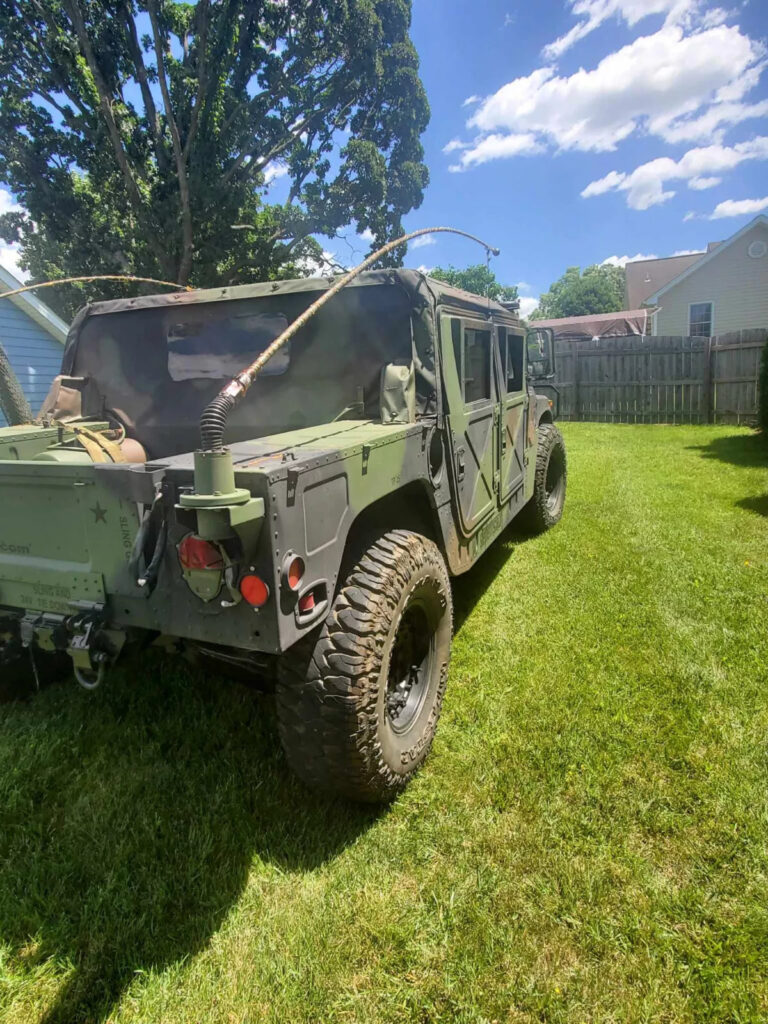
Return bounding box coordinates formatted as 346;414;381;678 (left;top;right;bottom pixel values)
688;300;714;338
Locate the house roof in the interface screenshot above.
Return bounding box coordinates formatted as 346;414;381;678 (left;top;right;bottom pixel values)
625;251;705;308
645;215;768;304
533;308;652;339
0;265;69;344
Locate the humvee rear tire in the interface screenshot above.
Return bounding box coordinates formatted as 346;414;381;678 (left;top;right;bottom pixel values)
276;529;453;803
523;423;567;532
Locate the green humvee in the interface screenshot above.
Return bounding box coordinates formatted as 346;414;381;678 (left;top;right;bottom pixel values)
0;269;566;802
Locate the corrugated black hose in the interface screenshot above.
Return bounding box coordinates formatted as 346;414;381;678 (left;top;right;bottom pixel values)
198;226;501;452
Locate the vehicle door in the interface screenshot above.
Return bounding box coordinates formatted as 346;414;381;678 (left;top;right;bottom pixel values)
496;325;528;504
440;313;497;535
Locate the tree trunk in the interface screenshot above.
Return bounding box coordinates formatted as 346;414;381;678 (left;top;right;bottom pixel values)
0;343;34;425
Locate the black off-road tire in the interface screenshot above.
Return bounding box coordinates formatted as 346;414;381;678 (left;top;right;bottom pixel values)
523;422;567;533
276;529;453;803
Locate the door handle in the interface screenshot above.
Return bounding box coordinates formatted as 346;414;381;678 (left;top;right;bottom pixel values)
456;447;465;481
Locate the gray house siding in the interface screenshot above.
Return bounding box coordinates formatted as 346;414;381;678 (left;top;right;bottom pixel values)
0;300;64;427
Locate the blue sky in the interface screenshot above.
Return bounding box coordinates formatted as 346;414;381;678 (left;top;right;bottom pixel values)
1;0;767;317
398;0;768;314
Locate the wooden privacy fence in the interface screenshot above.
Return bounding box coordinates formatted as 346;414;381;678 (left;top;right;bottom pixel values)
554;329;767;424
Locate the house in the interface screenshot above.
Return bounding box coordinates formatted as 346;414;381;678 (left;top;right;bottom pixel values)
532;308;651;341
625;251;705;310
0;265;68;426
639;215;768;337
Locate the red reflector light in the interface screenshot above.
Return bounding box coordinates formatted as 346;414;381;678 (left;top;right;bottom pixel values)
287;556;305;591
178;534;224;570
298;591;315;614
240;574;270;607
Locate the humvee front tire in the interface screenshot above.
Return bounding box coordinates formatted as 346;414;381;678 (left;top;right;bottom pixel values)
523;423;567;532
276;529;453;803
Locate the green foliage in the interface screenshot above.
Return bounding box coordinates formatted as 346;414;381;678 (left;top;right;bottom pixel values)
531;263;626;320
0;0;429;318
759;339;768;433
2;424;768;1022
429;263;518;303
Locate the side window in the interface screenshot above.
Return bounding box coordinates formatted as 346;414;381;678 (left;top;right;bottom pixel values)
505;333;524;393
463;328;492;404
689;302;713;337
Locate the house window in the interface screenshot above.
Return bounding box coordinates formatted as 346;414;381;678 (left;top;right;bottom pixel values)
689;302;713;338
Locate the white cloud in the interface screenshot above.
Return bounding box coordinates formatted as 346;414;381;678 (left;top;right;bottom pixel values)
601;252;658;267
448;132;542;172
518;295;540;318
454;20;764;171
0;243;27;281
263;162;289;185
462;95;481;108
358;228;375;243
688;175;722;189
671;248;704;255
0;189;28;281
517;280;533;293
708;196;768;218
295;249;345;275
442;138;468;154
542;0;698;61
581;170;628;198
581;136;768;209
0;188;22;218
410;235;436;249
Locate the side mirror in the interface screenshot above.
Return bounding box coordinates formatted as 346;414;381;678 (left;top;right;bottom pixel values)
526;327;554;380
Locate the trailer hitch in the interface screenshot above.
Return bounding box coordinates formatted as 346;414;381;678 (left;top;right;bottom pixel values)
68;621;109;689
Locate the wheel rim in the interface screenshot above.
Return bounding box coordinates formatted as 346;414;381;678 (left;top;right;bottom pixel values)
386;600;434;734
545;444;565;514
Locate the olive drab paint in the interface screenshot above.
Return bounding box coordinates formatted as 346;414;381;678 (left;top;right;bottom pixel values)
0;269;560;676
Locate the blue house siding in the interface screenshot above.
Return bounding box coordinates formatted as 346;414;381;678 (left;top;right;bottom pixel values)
0;301;64;426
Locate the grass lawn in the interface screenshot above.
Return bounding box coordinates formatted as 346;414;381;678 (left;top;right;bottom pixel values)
1;422;767;1024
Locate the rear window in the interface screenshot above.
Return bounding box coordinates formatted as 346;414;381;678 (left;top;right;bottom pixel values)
167;312;290;381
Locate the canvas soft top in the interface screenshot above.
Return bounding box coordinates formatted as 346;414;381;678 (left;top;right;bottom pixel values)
44;269;522;460
77;268;519;324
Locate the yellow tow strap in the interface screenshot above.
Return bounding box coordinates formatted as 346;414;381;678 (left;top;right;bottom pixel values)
72;426;126;463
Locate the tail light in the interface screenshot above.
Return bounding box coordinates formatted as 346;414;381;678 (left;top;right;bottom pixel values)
283;554;305;592
178;535;225;571
239;574;270;607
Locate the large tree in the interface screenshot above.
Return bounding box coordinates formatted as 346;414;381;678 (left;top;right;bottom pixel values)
429;264;518;303
531;263;625;320
0;0;429;317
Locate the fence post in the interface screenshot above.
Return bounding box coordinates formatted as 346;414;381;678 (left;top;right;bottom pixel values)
703;335;714;424
574;343;581;421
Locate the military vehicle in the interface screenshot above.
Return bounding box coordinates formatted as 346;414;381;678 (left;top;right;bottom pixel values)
0;268;566;802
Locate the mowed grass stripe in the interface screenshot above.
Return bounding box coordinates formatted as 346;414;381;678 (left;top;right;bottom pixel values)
0;423;766;1023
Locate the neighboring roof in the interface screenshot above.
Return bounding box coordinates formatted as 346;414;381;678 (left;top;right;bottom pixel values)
646;215;768;304
625;252;705;308
0;265;69;344
533;308;652;340
82;268;521;325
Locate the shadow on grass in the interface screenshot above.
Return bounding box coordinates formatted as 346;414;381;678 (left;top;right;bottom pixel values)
688;430;768;468
736;494;768;517
453;521;532;634
0;657;378;1024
